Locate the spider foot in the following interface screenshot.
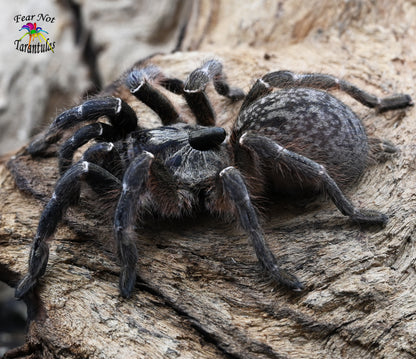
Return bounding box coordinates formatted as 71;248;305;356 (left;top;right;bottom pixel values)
378;94;413;112
223;86;245;102
15;274;37;299
350;209;388;226
27;138;48;156
15;240;49;299
119;267;136;298
27;133;60;156
267;266;304;292
375;139;398;154
369;138;399;163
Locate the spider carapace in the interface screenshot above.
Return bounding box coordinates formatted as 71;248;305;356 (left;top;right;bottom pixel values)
15;59;412;298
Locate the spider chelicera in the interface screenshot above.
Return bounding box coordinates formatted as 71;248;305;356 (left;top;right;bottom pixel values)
15;59;412;298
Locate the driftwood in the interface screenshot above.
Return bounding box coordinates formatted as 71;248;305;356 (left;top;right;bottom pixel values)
1;1;416;358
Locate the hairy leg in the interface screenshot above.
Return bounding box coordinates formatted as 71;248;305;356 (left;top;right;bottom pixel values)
58;123;122;175
368;137;399;163
82;142;125;193
114;151;153;298
15;161;121;299
220;166;303;290
126;66;181;125
241;70;412;112
28;97;138;156
240;133;387;225
183;59;245;126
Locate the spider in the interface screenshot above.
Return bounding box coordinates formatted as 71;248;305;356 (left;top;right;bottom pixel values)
14;59;412;299
18;22;54;53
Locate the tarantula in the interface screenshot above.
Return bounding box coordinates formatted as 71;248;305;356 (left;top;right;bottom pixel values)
15;59;412;299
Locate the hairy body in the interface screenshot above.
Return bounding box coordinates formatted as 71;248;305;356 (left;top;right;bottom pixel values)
14;59;412;299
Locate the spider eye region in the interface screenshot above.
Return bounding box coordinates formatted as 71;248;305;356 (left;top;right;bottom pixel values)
188;127;226;151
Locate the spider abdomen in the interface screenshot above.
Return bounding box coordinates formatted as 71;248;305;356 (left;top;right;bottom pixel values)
235;88;369;191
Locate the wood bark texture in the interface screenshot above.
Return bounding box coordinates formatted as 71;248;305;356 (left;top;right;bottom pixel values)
1;1;416;358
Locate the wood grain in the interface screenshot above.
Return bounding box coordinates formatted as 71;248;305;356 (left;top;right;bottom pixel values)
1;1;416;358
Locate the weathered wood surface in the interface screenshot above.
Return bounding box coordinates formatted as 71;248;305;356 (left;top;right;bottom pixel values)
1;1;416;358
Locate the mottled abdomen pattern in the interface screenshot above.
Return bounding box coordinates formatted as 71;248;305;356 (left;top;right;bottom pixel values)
235;88;368;190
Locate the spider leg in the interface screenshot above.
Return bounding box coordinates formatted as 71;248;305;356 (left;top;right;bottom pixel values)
18;32;29;41
220;166;303;290
28;97;138;156
126;66;182;125
368;137;399;163
114;151;153;298
183;59;245;126
58;123;121;175
240;133;387;225
241;70;412;112
81;142;124;192
159;77;185;94
15;160;121;299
